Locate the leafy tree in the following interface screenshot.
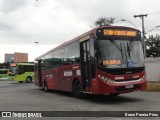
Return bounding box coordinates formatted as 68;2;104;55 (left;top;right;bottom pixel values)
95;17;115;26
145;35;160;57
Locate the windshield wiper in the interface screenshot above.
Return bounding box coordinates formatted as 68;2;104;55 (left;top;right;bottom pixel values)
109;39;123;59
129;38;134;51
127;38;134;58
109;39;122;51
127;42;131;58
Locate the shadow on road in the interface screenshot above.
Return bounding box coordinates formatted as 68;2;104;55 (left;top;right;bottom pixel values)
83;94;144;104
1;80;145;104
35;88;145;104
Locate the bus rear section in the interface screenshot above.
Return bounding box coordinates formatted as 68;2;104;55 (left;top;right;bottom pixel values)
8;63;35;83
34;26;146;98
0;69;9;80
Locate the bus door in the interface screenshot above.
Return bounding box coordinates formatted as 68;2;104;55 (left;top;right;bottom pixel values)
38;60;42;87
80;39;92;92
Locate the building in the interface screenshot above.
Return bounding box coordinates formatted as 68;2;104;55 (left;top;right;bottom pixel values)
4;54;14;63
4;52;28;63
14;52;28;62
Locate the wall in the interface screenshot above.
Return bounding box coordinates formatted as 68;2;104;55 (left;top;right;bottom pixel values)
145;57;160;82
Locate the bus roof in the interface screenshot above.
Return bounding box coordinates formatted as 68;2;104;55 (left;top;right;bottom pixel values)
35;26;139;60
10;63;34;66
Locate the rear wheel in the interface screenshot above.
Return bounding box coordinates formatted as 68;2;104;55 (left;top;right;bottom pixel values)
43;81;49;92
73;80;84;98
19;81;23;83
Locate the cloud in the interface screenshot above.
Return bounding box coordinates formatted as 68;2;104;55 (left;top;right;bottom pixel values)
0;0;27;13
0;0;160;62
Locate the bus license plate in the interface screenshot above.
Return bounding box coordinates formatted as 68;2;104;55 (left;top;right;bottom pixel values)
125;84;134;89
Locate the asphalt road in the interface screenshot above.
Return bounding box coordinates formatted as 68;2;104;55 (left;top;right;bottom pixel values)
0;80;159;120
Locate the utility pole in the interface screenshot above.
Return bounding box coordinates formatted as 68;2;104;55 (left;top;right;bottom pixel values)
134;14;147;58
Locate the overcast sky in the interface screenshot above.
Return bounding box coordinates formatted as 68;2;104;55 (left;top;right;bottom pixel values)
0;0;160;62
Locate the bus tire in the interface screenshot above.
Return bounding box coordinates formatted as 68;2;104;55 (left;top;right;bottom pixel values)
73;80;84;98
109;93;120;96
43;81;49;92
26;77;32;83
19;81;23;83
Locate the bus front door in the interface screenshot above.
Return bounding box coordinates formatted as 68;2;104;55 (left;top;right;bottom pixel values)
80;40;91;92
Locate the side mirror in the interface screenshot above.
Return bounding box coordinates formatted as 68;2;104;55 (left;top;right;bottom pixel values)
94;40;98;49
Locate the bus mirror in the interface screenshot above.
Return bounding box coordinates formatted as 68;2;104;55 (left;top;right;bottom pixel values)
95;50;99;58
94;40;98;49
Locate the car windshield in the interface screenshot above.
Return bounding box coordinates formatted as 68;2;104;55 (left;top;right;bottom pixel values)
97;39;144;68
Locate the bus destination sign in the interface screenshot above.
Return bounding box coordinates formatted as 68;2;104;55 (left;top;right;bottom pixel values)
103;29;137;37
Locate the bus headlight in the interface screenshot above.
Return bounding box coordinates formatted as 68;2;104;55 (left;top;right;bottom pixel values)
98;75;115;84
140;74;146;81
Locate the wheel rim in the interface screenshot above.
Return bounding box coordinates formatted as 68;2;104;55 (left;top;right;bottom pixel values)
27;77;31;83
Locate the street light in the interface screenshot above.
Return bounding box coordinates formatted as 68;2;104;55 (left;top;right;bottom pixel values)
34;41;39;49
121;19;138;28
145;26;160;34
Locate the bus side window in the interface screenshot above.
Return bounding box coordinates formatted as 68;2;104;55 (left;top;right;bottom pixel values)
27;66;34;72
19;66;25;75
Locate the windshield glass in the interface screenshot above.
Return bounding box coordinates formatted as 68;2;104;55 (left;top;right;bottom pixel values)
97;39;144;68
9;66;18;74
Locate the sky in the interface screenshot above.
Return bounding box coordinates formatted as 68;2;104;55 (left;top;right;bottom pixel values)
0;0;160;62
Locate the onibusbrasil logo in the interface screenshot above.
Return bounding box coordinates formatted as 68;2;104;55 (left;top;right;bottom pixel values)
1;112;42;118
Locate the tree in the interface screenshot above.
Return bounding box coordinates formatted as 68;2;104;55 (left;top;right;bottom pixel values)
95;17;115;27
145;35;160;57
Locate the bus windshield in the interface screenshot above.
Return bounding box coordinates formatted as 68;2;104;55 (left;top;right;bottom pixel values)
9;66;18;75
97;39;144;68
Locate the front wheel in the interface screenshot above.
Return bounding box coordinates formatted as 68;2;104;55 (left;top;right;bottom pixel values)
73;80;84;98
109;93;120;97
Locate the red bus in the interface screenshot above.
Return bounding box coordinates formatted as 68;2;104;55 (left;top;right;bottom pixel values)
34;26;146;98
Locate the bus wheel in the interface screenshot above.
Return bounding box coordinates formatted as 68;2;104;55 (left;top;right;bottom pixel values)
26;77;32;83
43;81;48;92
109;93;120;97
19;81;23;83
73;80;84;98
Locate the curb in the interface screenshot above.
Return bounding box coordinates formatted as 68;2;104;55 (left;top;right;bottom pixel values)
146;82;160;91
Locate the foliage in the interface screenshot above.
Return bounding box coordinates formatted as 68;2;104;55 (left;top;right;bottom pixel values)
145;35;160;57
95;17;115;26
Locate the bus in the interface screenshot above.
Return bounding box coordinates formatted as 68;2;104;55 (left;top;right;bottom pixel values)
34;26;146;98
0;69;8;79
8;63;35;83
